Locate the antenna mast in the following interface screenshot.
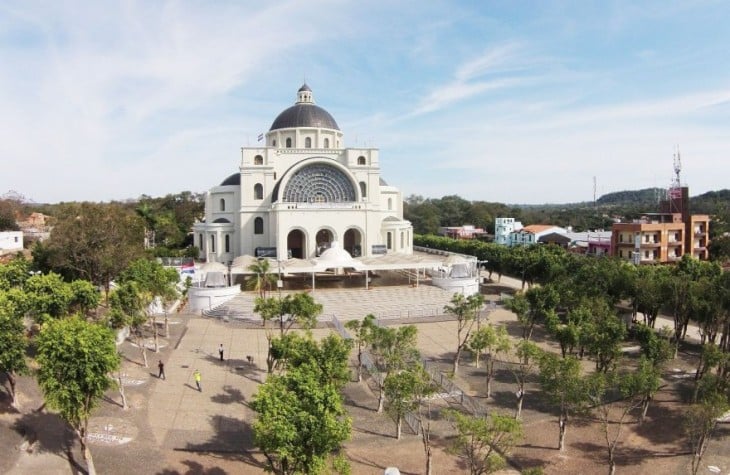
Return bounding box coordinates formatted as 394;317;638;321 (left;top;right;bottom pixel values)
673;146;682;188
593;176;597;206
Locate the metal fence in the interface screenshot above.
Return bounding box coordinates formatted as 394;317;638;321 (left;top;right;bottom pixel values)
423;359;487;417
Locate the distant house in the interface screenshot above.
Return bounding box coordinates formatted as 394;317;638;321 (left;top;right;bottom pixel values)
494;217;523;245
438;225;487;240
538;232;571;248
17;212;51;242
0;231;23;253
509;224;566;247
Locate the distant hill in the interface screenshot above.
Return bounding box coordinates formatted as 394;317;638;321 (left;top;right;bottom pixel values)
596;188;664;207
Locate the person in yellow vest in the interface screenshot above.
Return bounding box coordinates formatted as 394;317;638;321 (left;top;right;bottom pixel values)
193;369;202;392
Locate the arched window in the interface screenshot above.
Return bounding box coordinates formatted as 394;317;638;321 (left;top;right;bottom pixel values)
359;182;367;199
254;183;263;200
324;138;330;148
210;235;216;253
357;156;366;165
272;139;276;147
286;138;292;148
387;232;392;250
305;137;312;148
219;198;225;211
388;198;393;210
254;155;263;165
225;234;230;253
254;217;264;234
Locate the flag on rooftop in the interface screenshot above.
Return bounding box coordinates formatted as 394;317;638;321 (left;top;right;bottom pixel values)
257;133;264;142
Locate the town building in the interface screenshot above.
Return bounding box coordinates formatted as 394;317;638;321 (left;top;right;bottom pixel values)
494;217;522;245
508;224;567;247
611;174;710;264
438;225;487;240
193;84;413;263
0;231;23;253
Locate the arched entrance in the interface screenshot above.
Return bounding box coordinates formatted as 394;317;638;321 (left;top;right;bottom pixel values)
316;229;334;256
287;230;306;259
344;228;362;257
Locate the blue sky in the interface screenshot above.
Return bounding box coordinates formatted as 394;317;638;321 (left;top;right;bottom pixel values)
2;1;729;204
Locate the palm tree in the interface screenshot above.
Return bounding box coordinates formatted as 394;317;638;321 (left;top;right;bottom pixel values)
247;258;278;298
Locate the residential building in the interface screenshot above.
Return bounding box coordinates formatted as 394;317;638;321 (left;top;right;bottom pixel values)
0;231;23;253
611;186;710;263
494;217;522;245
438;225;487;240
509;224;566;247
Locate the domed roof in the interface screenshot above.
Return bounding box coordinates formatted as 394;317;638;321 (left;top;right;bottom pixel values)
220;173;240;186
269;84;340;131
317;242;355;267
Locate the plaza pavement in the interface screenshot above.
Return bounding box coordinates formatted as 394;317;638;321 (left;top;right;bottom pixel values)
145;281;471;459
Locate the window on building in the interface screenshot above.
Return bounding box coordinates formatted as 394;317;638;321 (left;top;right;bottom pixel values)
225;234;230;253
220;198;225;211
387;232;392;249
359;182;367;198
210;235;216;253
254;217;264;234
357;156;366;165
286;138;292;148
619;234;623;243
254;183;263;200
324;138;329;148
272;140;276;147
305;137;312;148
254;155;263;165
199;234;202;249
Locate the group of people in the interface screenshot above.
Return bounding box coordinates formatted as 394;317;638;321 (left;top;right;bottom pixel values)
154;343;226;393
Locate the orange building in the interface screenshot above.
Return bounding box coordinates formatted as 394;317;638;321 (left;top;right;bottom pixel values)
611;186;710;264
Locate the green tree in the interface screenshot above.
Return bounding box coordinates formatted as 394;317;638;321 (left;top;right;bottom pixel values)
22;272;73;324
109;281;149;366
35;202;145;297
685;391;730;475
538;353;589;451
344;314;376;382
444;292;484;374
281;292;323;334
251;346;351;475
368;324;420;413
445;409;523;475
586;369;654;475
508;340;541;419
36;317;120;475
0;255;30;290
0;291;28;408
117;258;179;351
469;324;511;398
384;364;433;439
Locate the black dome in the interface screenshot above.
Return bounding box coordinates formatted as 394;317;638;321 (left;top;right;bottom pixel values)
270;104;339;131
220;173;240;186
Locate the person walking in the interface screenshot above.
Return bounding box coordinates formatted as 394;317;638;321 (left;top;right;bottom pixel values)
158;360;165;380
194;369;202;392
218;344;224;362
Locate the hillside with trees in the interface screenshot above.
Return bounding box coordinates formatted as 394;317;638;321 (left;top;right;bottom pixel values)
404;189;730;240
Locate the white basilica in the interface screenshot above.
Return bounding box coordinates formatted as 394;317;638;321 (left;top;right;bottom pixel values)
193;84;413;263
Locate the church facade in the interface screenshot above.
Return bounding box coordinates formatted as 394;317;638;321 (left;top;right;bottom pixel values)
193;84;413;263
